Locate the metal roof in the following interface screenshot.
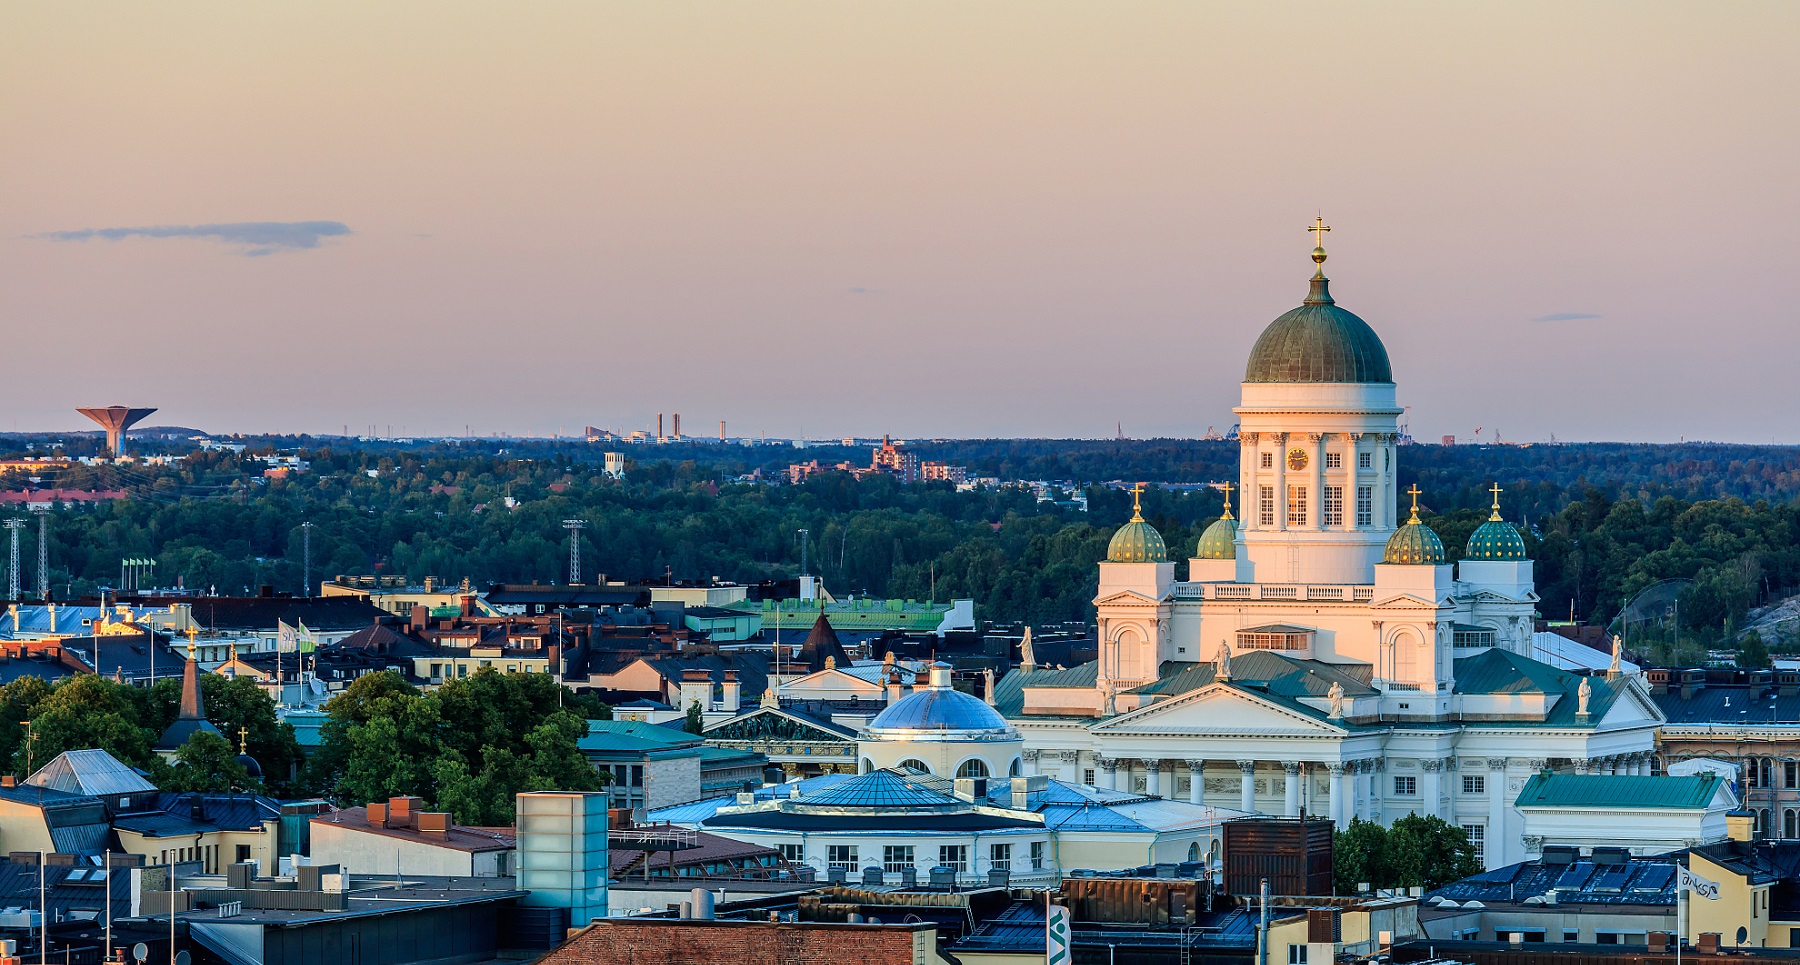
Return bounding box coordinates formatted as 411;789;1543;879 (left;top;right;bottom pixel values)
1244;275;1392;384
1428;856;1680;907
27;749;158;797
865;683;1014;738
791;770;962;810
1514;772;1727;811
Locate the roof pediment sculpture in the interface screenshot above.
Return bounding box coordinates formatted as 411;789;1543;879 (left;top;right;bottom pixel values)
1328;681;1345;719
1019;627;1036;671
1609;635;1623;677
1215;640;1232;681
1577;676;1592;717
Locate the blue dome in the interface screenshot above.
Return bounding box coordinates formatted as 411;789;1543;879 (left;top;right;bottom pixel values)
864;664;1015;741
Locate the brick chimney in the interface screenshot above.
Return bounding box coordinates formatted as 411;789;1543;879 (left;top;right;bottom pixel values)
367;802;388;826
720;670;741;713
387;795;424;829
460;595;475;618
678;669;712;712
886;671;905;704
416;812;451;840
410;605;429;633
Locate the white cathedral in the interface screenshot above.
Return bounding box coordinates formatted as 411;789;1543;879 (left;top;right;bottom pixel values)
994;230;1666;869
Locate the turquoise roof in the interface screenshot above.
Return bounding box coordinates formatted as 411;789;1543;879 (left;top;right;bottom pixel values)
1515;772;1723;811
796;770;962;809
1466;517;1528;561
1244;275;1392;384
1384;520;1446;565
1452;650;1630;729
1195;515;1238;560
577;719;699;754
1108;519;1167;563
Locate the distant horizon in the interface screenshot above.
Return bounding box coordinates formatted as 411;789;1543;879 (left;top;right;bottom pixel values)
4;4;1796;443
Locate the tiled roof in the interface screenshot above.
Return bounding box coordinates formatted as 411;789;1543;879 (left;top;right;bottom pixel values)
1514;772;1726;810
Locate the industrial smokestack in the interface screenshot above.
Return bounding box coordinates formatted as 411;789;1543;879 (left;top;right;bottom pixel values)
673;413;681;439
657;413;664;439
720;420;726;442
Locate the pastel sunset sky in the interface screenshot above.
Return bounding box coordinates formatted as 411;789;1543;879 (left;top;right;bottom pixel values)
2;2;1795;442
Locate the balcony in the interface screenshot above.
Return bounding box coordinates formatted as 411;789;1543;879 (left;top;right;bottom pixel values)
1176;582;1376;602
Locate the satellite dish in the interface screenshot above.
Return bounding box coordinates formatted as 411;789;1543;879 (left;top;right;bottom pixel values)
132;942;149;963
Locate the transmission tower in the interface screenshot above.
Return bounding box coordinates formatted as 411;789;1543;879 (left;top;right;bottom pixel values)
562;519;585;585
3;519;22;601
798;528;809;577
301;521;314;597
33;508;48;600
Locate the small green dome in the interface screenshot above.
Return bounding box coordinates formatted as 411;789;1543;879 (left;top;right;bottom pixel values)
1244;276;1393;384
1384;520;1446;565
1195;516;1238;560
1465;490;1529;561
1109;519;1168;563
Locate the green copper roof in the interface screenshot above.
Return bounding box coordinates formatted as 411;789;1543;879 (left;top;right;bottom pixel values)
1194;515;1238;560
1383;520;1446;565
1244;276;1393;384
1107;519;1167;563
1465;518;1528;561
1515;772;1723;811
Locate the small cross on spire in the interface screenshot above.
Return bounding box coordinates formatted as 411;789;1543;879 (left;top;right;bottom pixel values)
1489;482;1504;520
185;625;198;659
1129;482;1146;521
238;726;250;755
1219;481;1235;520
1406;484;1423;522
1309;216;1331;248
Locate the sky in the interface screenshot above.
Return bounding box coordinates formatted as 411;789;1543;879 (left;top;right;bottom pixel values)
2;2;1796;443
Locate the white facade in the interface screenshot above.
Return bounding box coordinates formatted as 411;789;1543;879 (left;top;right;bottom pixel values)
1000;246;1665;870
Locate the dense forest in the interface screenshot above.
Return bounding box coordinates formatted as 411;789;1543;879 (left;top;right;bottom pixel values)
5;435;1800;654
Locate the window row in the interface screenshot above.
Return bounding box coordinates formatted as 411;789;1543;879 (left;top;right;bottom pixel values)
787;842;1046;874
1256;485;1374;527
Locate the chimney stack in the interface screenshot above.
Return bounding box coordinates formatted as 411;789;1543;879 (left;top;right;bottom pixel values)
673;413;681;439
387;795;424;828
679;669;712;712
367;802;388;826
886;671;905;704
410;605;429;633
658;413;664;439
721;670;741;712
417;812;451;840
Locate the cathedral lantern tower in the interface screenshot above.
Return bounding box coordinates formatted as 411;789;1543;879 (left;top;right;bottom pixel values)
1233;221;1401;586
1095;484;1173;690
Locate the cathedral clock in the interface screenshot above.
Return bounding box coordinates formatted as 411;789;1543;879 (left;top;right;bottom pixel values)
1286;448;1309;471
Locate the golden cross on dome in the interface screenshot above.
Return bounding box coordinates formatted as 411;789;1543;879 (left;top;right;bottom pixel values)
1309;216;1331;248
1129;482;1146;521
185;625;198;659
238;726;250;755
1406;484;1423;522
1489;482;1504;520
1219;481;1235;519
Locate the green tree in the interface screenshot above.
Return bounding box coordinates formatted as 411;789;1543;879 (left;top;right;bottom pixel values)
161;730;256;792
1742;630;1772;670
15;675;155;775
684;700;704;735
1386;815;1481;890
1332;818;1391;895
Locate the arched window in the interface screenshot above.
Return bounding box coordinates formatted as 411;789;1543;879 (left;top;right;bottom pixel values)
1757;808;1771;835
860;758;874;774
1009;757;1022;777
896;759;932;775
1784;808;1796;839
1115;627;1142;681
957;759;990;779
1393;630;1419;685
1187;842;1199;862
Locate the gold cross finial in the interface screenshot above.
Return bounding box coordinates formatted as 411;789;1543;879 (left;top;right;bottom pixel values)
1219;481;1234;520
1309;216;1331;248
1406;484;1423;523
185;625;197;659
1129;483;1146;521
238;726;249;755
1489;482;1504;520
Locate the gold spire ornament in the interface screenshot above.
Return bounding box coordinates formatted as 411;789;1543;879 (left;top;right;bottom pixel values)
1219;481;1235;520
1406;484;1424;523
238;726;250;755
185;625;198;660
1489;482;1504;521
1308;216;1331;274
1129;482;1147;521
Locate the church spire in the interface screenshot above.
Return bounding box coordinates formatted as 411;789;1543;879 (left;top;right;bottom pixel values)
178;626;205;721
1305;216;1335;305
1488;482;1505;521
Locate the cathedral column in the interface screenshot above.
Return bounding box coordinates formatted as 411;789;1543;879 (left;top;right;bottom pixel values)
1282;761;1302;816
1237;760;1257;812
1486;758;1508;867
1368;760;1386;821
1060;750;1080;784
1240;434;1259;533
1097;757;1118;791
1328;764;1346;827
1308;434;1323;531
1343;433;1360;532
1145;760;1162;799
1273;433;1288;531
1022;749;1040;776
1186;760;1206;805
1421;759;1445;819
1374;434;1391;528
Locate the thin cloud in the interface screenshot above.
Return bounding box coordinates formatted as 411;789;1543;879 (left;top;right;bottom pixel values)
35;220;352;256
1533;312;1601;322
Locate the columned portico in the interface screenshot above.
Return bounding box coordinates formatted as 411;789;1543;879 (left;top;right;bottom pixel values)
1328;764;1346;826
1237;760;1257;812
1282;761;1301;816
1421;758;1444;819
1098;757;1118;791
1486;757;1508;867
1186;760;1206;805
1145;759;1162;799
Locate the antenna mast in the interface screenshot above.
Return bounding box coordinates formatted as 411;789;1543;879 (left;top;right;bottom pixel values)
3;519;21;601
563;519;586;585
301;521;314;597
33;508;48;600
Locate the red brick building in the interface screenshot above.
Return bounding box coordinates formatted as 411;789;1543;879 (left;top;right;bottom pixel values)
541;919;939;965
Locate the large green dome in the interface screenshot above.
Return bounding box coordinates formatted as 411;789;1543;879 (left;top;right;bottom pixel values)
1384;520;1446;565
1109;519;1167;563
1465;491;1530;561
1244;276;1392;384
1195;515;1237;560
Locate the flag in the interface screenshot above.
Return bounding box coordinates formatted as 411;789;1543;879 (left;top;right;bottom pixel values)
297;620;319;654
277;621;300;654
1678;866;1720;900
1046;903;1071;965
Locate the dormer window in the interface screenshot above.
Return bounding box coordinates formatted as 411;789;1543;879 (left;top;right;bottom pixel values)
1453;625;1496;649
1236;625;1313;651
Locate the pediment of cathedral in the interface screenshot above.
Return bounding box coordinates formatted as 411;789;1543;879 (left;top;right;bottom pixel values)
1093;589;1166;608
704;708;853;743
1366;592;1451;610
1464;589;1539;605
1596;678;1667;728
1091;683;1345;737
